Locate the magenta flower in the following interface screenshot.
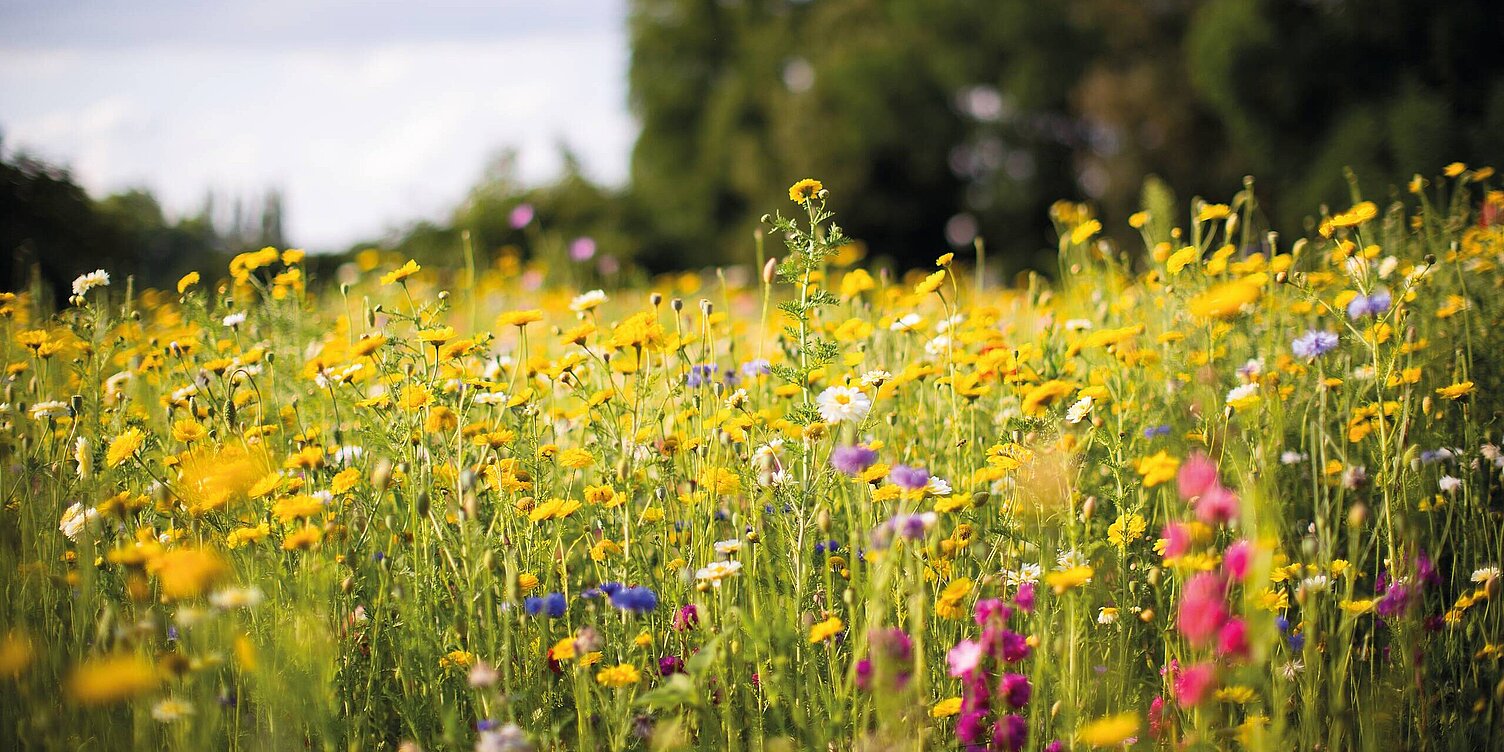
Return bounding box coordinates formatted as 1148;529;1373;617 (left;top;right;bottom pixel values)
1173;662;1217;707
1223;539;1252;580
1216;617;1250;660
991;714;1028;752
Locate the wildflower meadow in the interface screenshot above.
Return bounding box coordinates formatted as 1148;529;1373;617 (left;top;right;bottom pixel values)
4;168;1504;751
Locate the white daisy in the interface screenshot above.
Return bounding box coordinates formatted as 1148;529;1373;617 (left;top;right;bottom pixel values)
815;385;872;425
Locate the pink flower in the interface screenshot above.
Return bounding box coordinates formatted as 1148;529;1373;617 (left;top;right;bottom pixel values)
1177;452;1219;500
1173;662;1217;707
1216;617;1249;660
947;639;985;677
1177;572;1229;646
509;203;534;229
1223;539;1252;581
1194;484;1240;525
1162;522;1191;559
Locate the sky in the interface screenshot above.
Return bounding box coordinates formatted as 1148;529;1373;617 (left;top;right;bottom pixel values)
0;1;635;249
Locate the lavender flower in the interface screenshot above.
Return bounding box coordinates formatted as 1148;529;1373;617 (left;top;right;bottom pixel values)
830;445;878;475
1291;329;1339;359
1346;289;1392;319
890;464;930;491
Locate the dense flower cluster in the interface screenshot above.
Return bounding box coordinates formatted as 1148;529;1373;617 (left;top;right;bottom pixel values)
1;170;1503;750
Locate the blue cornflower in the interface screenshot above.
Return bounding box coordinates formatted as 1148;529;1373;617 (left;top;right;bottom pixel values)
525;592;568;618
1291;329;1339;359
610;586;659;614
1143;425;1171;439
1346;289;1392;319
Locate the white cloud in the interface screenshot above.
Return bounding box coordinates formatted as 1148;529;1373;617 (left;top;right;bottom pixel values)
0;6;633;249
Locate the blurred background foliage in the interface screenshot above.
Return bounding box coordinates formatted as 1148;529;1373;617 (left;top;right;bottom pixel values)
7;0;1504;297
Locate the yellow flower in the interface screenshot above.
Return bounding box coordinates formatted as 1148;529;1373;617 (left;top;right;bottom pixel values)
1329;201;1378;228
1128;211;1150;229
1070;219;1102;245
226;523;271;549
1166;245;1199;275
1340;599;1375;616
417;326;455;345
1046;565;1094;594
1196;203;1231;222
497;309;544;328
931;697;963;718
935;252;954;267
1078;712;1139;747
147;548;226;600
1188;279;1260;319
171;418;206;443
176;272;200;293
282;525;323;550
518;573;540;593
272;494;325;523
1107;513;1147;548
106;428;146;468
380;259;421;285
915;269;947;295
1135;451;1179;488
596;663;641;688
440;650;476;669
808;616;844;644
788;178;824;204
68;654;159;705
1436;381;1474;400
549;637;577;661
0;630;33;678
1444;161;1467;178
529;498;582;522
1021;379;1075;416
558;448;594;469
839;269;875;299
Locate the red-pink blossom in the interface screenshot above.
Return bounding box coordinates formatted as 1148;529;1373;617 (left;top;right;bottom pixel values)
1223;539;1252;580
1173;662;1217;707
1177;572;1229;646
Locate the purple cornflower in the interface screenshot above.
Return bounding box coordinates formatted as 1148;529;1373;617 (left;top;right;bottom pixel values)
1292;329;1340;359
1346;289;1392;319
658;655;684;675
740;359;771;378
830;445;878;475
570;237;597;261
686;363;717;388
890;464;930;491
508;203;534;229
